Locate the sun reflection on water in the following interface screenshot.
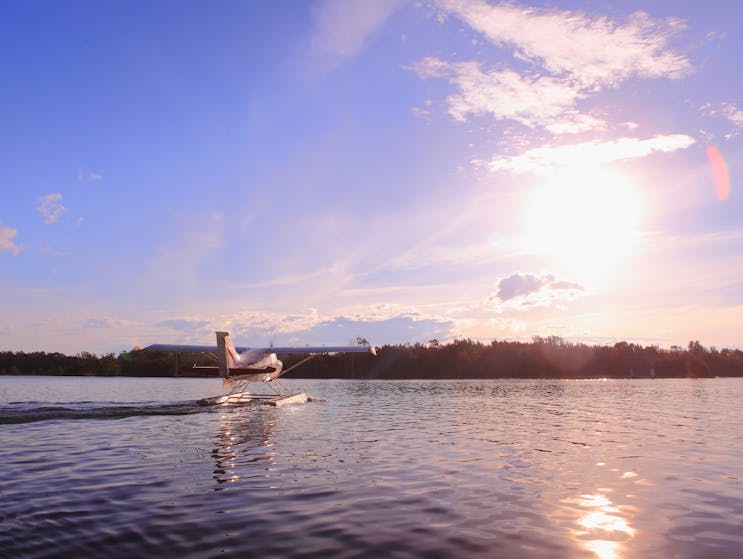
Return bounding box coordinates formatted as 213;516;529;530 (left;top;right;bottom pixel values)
212;409;277;488
566;491;635;559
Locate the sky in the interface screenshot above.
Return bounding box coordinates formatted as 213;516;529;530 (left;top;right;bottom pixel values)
1;0;742;354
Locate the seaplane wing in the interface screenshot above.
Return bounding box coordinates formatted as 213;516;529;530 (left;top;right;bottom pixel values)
254;346;376;355
141;331;375;380
141;344;375;356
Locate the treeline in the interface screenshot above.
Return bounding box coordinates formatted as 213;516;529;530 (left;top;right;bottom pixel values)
2;337;743;378
294;338;743;379
0;349;216;377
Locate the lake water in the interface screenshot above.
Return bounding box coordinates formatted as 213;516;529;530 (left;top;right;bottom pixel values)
1;377;742;558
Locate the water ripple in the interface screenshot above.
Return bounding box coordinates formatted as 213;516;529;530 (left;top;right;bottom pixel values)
0;401;214;424
1;378;743;558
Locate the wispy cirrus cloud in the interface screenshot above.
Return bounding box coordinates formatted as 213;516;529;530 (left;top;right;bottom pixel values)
700;101;743;138
155;319;210;332
485;134;695;175
442;0;691;87
412;1;691;136
37;193;66;224
82;318;111;330
309;0;403;73
147;210;224;284
0;226;21;256
410;57;604;133
77;168;102;183
490;272;584;310
82;317;137;330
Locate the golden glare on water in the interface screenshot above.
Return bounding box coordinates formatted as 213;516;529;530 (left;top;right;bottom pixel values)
525;166;644;285
566;492;635;559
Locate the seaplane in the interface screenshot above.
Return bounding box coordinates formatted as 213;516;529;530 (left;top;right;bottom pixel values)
142;331;376;406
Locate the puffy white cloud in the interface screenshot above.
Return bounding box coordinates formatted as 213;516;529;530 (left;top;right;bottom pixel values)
0;226;21;256
491;272;584;310
487;134;695;175
37;193;66;224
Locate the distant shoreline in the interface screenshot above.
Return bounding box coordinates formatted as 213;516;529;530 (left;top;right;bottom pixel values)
2;372;738;379
2;338;742;379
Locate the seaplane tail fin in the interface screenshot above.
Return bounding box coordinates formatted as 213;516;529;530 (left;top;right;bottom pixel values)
216;331;239;378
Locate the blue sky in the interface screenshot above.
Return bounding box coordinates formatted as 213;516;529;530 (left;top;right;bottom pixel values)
1;0;742;354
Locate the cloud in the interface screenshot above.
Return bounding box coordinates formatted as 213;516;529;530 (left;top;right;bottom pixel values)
82;318;117;330
82;318;113;330
147;210;224;284
37;193;66;224
82;317;137;330
441;0;691;87
77;168;102;183
700;102;743;137
410;57;604;133
412;2;691;135
701;102;743;125
231;269;330;290
281;315;455;346
154;307;455;347
309;0;402;72
486;134;695;175
491;272;584;310
156;319;210;332
0;226;21;256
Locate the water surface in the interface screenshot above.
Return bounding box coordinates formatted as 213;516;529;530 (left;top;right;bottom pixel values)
1;377;742;558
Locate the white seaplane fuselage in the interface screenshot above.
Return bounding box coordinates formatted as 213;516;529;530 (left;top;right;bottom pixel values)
142;331;375;405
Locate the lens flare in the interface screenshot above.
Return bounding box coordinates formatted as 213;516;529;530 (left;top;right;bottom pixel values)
706;145;730;201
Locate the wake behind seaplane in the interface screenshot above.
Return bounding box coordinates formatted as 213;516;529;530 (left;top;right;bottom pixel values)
142;331;376;406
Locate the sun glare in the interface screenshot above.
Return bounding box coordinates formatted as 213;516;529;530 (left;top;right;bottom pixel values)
525;166;643;284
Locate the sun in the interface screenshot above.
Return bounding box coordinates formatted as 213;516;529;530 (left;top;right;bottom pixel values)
524;166;644;284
